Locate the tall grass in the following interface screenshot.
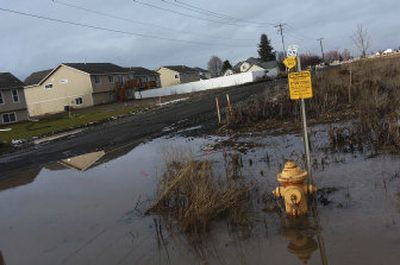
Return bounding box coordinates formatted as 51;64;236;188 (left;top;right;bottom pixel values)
227;56;400;151
147;154;252;235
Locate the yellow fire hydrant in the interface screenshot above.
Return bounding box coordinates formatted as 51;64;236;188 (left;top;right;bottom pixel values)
273;161;317;216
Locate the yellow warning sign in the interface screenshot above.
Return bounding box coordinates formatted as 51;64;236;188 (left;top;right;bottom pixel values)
288;71;313;100
283;56;297;69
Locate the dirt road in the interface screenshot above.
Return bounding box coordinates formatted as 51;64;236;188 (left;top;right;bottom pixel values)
0;80;281;178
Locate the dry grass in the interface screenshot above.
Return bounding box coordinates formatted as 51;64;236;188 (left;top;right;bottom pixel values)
227;56;400;151
147;154;252;235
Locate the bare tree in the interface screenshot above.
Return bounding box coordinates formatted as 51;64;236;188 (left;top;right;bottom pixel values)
351;24;371;57
341;49;352;61
324;50;342;63
207;56;223;77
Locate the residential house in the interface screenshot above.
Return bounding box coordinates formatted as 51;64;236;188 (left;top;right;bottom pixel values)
234;57;280;78
122;67;160;99
24;63;130;117
193;67;211;80
157;65;200;87
0;72;29;124
224;69;235;76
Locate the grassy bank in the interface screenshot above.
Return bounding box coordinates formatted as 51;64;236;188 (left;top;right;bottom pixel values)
225;56;400;152
0;102;152;144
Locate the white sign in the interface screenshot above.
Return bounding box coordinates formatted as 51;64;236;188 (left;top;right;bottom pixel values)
287;45;299;57
60;79;69;84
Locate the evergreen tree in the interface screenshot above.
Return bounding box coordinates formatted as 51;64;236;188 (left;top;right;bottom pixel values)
258;34;275;61
222;60;232;73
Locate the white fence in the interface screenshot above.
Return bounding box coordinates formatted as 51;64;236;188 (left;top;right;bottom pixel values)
135;71;267;99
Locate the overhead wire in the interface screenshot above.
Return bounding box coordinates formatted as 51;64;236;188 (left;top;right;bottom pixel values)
172;0;275;26
0;6;254;48
131;0;245;26
51;0;252;42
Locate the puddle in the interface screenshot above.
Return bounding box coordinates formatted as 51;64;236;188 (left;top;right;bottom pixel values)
0;124;399;265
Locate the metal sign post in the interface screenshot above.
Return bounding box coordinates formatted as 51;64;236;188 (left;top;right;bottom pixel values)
286;45;313;185
296;54;313;185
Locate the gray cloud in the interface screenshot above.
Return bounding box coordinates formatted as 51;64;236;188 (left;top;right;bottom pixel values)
0;0;399;79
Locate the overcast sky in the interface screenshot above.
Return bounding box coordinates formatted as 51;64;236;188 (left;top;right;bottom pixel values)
0;0;399;80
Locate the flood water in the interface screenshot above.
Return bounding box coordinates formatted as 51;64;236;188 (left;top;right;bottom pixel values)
0;125;399;265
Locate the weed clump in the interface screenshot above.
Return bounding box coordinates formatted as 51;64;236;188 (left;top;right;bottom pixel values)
147;157;251;234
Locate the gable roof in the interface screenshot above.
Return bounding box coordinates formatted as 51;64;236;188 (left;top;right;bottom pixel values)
160;65;197;74
245;57;261;65
253;60;278;70
124;67;159;76
0;72;25;90
233;62;242;72
24;69;53;86
192;67;209;73
63;63;127;74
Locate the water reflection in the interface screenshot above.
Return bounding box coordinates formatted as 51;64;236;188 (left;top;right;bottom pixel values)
59;151;106;171
0;251;5;265
282;216;319;264
0;167;41;191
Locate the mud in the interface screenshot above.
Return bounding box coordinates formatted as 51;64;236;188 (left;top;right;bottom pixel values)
0;122;399;265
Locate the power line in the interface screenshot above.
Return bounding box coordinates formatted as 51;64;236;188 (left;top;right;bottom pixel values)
286;24;315;41
131;0;243;26
52;0;251;42
52;0;171;31
159;0;233;21
0;6;253;47
171;0;275;26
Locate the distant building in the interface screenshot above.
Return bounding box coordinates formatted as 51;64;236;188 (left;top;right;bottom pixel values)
383;49;394;56
157;65;200;87
233;57;280;78
123;67;160;98
193;67;211;80
24;63;159;117
0;72;29;124
224;69;235;76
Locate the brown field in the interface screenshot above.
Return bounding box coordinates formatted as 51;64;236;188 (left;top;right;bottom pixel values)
227;56;400;152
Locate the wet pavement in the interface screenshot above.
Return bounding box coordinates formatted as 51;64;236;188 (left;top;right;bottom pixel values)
0;124;399;265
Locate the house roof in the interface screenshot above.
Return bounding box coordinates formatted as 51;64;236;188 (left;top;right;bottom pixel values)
124;67;159;76
254;60;278;70
24;69;53;86
233;62;242;72
160;65;197;74
63;63;127;74
192;67;209;73
0;72;25;90
245;57;261;65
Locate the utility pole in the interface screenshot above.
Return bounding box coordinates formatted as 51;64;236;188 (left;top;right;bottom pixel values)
275;23;287;57
317;38;325;61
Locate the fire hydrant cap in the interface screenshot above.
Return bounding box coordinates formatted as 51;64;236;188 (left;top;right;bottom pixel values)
277;160;308;184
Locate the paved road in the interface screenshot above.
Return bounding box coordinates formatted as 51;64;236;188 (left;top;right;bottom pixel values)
0;80;281;178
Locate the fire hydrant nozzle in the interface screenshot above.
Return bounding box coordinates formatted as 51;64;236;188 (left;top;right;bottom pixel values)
272;161;317;216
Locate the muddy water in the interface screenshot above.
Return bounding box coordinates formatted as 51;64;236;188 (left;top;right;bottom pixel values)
0;125;399;265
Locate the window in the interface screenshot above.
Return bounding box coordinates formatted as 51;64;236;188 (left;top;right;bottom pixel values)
75;97;83;105
94;75;101;84
45;83;53;90
2;112;17;124
0;91;4;104
108;75;114;83
174;74;179;79
11;89;19;103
